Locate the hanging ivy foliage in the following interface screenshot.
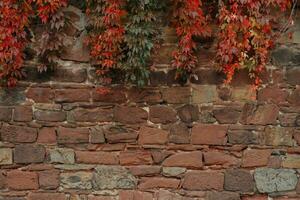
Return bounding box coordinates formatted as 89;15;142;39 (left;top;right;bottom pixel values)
124;0;164;87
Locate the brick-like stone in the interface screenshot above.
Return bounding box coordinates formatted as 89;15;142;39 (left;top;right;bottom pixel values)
231;86;256;101
92;165;137;190
264;127;294;146
49;148;75;164
242;149;272;167
162;151;203;168
279;113;298;127
204;151;238;167
149;105;177;124
286;68;300;85
183;171;224;191
0;124;37;143
90;126;105;144
191;124;227;145
69;108;113;122
224;169;254;192
138;177;180;190
0;107;12;122
28;193;67;200
7;171;38;190
138;126;168;145
34;110;66;122
61;172;93;189
177;104;199;123
282;154;300;168
37;127;56;144
128;88;162;104
288;87;300;106
258;87;288;104
76;151;119;164
13;106;33;122
119;190;153;200
169;123;190;144
128;166;161;176
213;108;241;124
162;167;186;177
26;87;54;103
114;106;148;124
39;170;60;189
161;87;190;104
55;89;90;103
53;67;87;83
241;103;279;125
192;85;218;104
103;125;137;143
14;144;45;164
254;168;298;193
0;148;13;165
228;130;259;144
0;171;6;189
120;151;153;165
92;88;126;103
57;127;89;144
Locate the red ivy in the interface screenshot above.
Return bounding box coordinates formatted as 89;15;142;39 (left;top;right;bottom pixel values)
171;0;211;78
217;0;293;87
87;0;126;84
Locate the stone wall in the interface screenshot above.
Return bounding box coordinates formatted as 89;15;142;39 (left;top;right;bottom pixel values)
0;5;300;200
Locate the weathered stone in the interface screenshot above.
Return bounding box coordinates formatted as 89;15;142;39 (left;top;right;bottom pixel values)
38;127;56;144
7;170;38;190
228;130;259;144
286;68;300;85
55;89;90;103
119;190;153;200
279;113;298;127
38;170;60;189
213;108;241;124
169;123;190;144
177;104;199;123
272;45;299;66
282;154;300;168
192;85;218;104
26;87;53;103
128;88;162;104
161;87;190;104
231;86;256;101
13;106;33;122
204;151;238;167
90;126;105;144
76;151;119;165
264;127;294;146
162;167;186;177
224;169;254;192
241;103;279;125
69;108;113;122
61;172;93;189
0;107;12;122
14;144;45;164
120;151;153;165
0;124;37;143
162;151;203;168
92;88;126;103
242;149;272;167
149;105;177;124
114;106;148;124
254;168;298;193
0;148;13;165
138;126;168;145
207;191;240;200
138;177;180;190
288;87;300;106
0;88;25;105
57;127;89;144
191;124;227;145
27;193;67;200
128;166;161;176
34;110;66;122
53;67;87;83
92;165;137;190
103;125;137;143
258;87;288;104
183;171;224;191
49;148;75;164
54;164;95;170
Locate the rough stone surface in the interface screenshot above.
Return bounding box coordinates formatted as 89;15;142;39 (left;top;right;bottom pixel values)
61;172;93;189
224;169;254;192
162;151;203;168
49;148;75;164
92;165;137;190
191;124;227;145
14;144;45;164
254;168;298;193
138;126;168;145
0;148;13;165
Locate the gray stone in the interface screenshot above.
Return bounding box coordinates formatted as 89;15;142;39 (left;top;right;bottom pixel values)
0;88;25;106
254;168;298;193
0;148;13;165
92;165;137;190
90;126;105;144
61;172;93;189
49;148;75;164
162;167;186;177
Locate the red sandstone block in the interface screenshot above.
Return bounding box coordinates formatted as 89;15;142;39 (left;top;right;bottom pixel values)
242;196;268;200
161;87;191;104
34;110;66;122
92;87;126;103
13;106;33;122
88;196;115;200
120;151;153;165
0;124;37;143
37;127;57;144
204;151;238;167
26;87;54;103
57;127;89;144
119;190;153;200
149;105;177;124
70;108;113;122
76;151;119;165
138;126;169;145
54;89;91;103
191;124;228;145
138;177;180;190
182;171;224;191
38;170;60;190
7;170;38;190
162;151;203;168
28;193;67;200
242;149;272;167
0;107;12;122
128;165;161;176
114;106;148;124
258;87;288;104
